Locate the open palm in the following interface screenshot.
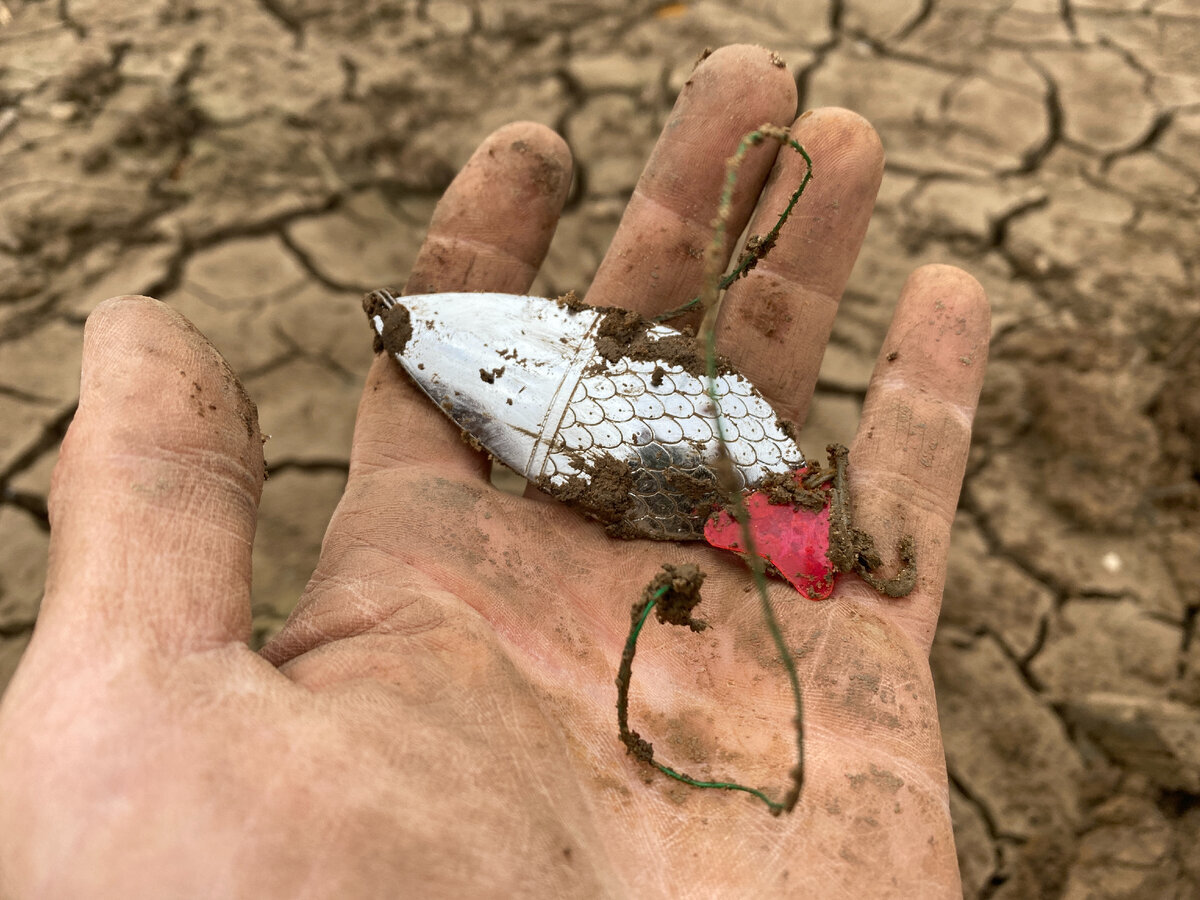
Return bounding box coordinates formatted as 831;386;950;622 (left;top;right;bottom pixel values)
0;46;988;898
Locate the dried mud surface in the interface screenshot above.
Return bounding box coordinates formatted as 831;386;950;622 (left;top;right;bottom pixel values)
2;1;1199;896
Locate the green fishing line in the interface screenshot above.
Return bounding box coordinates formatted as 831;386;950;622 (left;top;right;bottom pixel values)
618;126;813;815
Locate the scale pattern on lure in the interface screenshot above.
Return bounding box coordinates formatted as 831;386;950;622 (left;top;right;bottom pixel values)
364;289;804;541
543;353;803;539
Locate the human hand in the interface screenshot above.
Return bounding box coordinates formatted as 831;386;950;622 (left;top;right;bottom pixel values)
0;45;988;898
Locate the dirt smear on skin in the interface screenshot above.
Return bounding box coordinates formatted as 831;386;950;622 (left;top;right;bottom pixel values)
510;138;568;200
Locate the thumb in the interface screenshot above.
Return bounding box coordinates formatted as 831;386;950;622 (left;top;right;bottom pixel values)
35;296;265;660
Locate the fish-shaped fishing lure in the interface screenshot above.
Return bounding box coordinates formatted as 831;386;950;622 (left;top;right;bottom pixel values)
364;289;905;599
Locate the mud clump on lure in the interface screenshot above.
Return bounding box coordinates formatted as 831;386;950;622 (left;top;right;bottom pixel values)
363;291;412;356
553;289;590;313
542;455;636;532
592;306;730;380
541;452;724;541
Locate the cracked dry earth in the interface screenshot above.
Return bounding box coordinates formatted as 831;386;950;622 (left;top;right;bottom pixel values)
1;0;1198;896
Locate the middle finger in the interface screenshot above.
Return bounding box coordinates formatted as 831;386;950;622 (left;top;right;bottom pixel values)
584;44;797;316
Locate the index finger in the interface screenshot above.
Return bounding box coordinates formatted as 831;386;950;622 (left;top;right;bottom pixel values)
350;122;574;481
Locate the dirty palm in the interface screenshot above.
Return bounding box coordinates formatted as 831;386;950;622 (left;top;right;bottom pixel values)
366;123;917;813
0;41;992;898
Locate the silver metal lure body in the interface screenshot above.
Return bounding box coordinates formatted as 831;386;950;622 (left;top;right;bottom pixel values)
366;290;804;540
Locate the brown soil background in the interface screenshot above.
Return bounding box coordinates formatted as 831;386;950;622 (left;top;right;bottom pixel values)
2;1;1198;896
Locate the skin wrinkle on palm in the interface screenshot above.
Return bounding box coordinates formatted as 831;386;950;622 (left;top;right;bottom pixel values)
0;1;1196;896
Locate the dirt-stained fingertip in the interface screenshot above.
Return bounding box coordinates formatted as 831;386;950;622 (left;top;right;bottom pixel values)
83;294;264;450
714;107;886;425
793;108;884;180
874;264;991;409
412;121;574;293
